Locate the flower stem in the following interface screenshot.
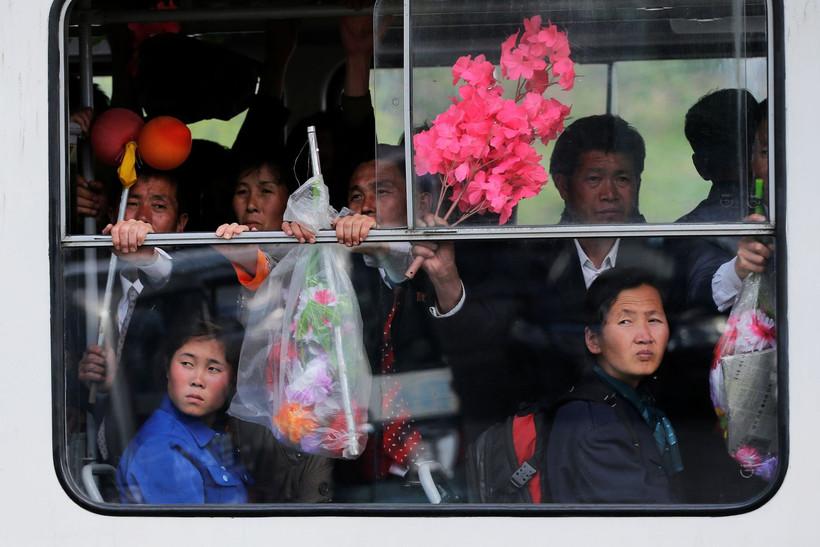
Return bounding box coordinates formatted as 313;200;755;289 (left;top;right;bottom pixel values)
444;183;470;222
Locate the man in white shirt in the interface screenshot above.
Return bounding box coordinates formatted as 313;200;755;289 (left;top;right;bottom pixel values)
76;168;190;462
325;146;463;499
425;115;676;439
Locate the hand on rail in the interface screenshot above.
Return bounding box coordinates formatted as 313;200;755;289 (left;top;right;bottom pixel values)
331;213;375;247
103;219;157;263
282;220;317;244
410;214;462;313
76;176;108;222
78;344;114;393
734;214;775;280
70;107;94;136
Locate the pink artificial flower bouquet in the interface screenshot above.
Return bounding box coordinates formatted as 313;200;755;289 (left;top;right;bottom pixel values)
413;16;575;226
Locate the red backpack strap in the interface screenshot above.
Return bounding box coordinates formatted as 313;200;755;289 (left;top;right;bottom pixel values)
511;413;541;503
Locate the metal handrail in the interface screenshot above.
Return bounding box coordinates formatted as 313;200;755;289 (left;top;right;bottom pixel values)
61;222;776;248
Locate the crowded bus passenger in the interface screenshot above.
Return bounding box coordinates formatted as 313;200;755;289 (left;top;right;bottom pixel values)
76;167;195;464
673;89;760;311
117;319;251;504
712;99;774;313
281;145;463;501
678;89;759;223
212;152;297;298
430;114;674;439
547;268;683;503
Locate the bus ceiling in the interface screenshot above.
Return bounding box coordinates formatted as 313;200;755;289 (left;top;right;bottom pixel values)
66;0;768;67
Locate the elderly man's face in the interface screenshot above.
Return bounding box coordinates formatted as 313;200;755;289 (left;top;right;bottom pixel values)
585;284;669;388
347;160;407;227
555;151;640;224
123;175;187;233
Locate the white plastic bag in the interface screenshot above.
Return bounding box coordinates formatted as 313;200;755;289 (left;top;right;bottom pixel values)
710;272;777;480
229;175;371;459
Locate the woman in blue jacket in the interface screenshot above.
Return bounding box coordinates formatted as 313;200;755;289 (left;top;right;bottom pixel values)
117;319;251;504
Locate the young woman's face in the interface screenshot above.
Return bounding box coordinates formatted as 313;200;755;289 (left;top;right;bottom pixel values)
232;164;288;231
167;337;233;425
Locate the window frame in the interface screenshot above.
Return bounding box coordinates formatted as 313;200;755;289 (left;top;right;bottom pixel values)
51;0;788;516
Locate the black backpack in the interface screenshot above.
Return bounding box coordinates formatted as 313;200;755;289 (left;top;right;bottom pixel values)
465;382;638;503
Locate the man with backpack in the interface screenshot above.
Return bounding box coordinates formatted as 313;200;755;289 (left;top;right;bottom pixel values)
467;268;683;503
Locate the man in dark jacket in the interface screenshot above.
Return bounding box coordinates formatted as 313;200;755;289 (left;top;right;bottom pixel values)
329;146;462;501
428;115;675;439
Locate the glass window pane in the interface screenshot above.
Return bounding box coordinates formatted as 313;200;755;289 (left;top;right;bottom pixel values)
60;234;779;506
614;58;768;223
400;0;769;229
59;0;780;512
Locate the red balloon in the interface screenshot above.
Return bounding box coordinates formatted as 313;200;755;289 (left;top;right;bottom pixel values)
89;108;144;166
138;116;192;170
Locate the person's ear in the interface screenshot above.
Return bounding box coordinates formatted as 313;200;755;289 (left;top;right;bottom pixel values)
585;326;602;355
176;213;189;232
554;173;570;202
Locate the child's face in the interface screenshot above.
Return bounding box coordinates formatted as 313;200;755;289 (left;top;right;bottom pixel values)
167;336;233;424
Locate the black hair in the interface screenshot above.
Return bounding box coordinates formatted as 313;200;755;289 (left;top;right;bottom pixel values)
684;89;758;180
232;148;296;194
375;144;406;180
160;318;244;384
549;114;646;179
584;267;666;333
132;164;194;217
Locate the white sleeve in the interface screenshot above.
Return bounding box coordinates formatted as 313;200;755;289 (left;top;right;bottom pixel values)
361;242;413;286
137;248;173;286
428;280;466;318
712;257;744;312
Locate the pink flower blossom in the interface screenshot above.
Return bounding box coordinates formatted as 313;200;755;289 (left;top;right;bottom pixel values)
313;288;336;306
552;57;576;91
412;15;574;226
452;54;496;89
733;445;762;468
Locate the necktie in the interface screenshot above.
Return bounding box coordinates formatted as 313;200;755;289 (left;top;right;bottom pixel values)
116;286;139;363
379;285;423;474
98;285;140;462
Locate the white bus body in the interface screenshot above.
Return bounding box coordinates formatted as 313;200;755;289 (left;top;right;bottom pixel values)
1;0;818;545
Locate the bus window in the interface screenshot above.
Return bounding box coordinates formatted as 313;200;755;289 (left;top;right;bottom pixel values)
57;0;782;512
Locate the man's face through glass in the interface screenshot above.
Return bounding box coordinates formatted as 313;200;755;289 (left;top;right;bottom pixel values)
347;160;407;227
554;151;640;224
123;175;187;233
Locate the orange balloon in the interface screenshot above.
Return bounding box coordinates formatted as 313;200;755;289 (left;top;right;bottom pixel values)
137;116;192;170
90;108;144;166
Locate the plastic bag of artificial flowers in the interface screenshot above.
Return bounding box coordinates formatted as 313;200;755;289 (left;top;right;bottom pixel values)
228;175;371;459
710;271;777;480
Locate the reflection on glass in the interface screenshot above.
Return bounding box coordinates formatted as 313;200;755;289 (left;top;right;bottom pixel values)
61;233;777;505
402;0;769;227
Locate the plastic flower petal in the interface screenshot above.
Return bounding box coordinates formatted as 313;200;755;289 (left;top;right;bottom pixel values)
273;403;318;444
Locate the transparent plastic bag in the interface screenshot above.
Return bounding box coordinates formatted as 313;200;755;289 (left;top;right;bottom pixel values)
710;272;777;480
229;175;371;459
